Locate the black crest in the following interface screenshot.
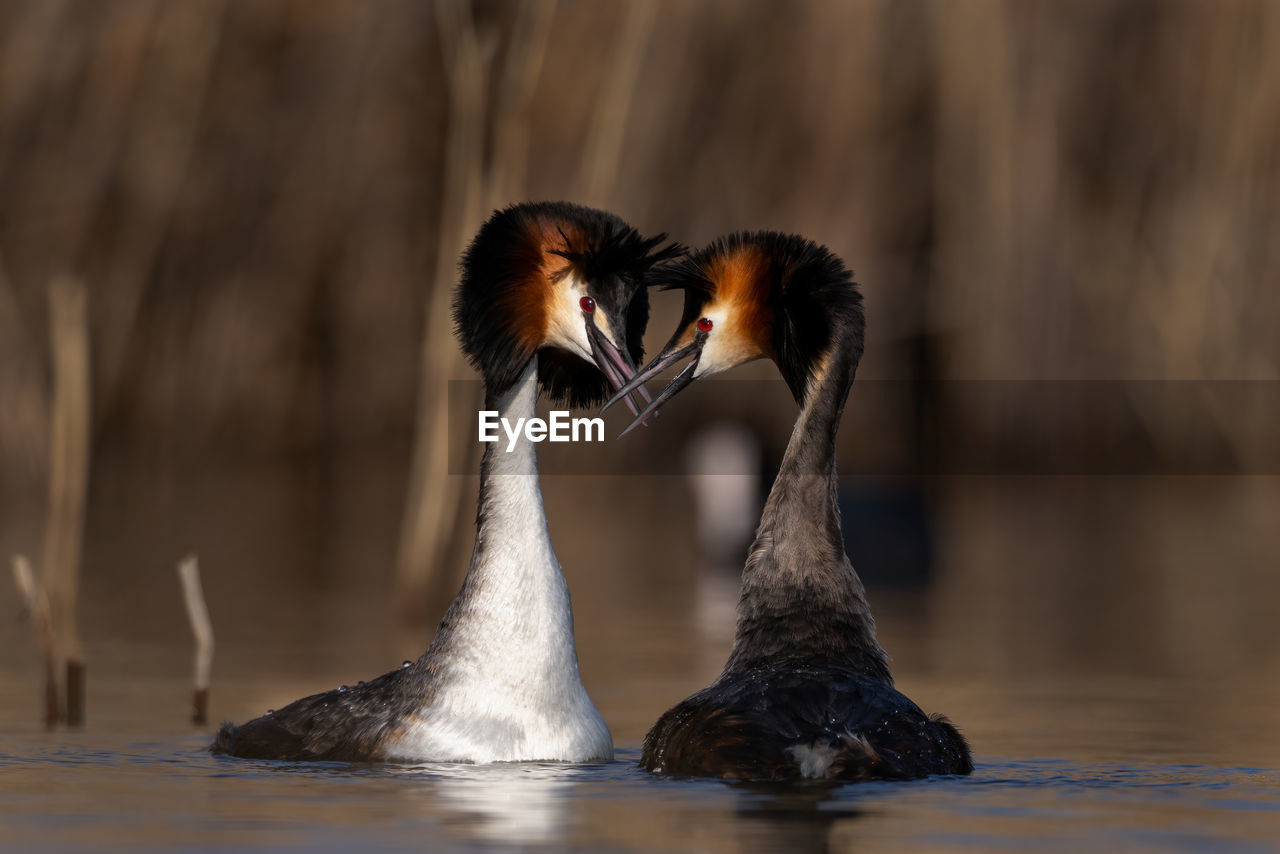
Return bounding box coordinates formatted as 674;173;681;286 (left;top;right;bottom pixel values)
653;231;864;403
454;201;681;406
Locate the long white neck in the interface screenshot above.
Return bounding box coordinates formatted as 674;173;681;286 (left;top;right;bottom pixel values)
392;357;612;763
472;357;559;577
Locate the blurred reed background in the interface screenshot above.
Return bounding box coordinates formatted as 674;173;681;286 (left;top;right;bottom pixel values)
1;0;1278;740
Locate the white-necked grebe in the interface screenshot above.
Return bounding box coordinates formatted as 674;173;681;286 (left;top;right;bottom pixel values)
212;201;677;763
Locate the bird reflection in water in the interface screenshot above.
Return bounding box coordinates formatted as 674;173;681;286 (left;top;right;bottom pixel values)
386;761;594;847
731;782;864;854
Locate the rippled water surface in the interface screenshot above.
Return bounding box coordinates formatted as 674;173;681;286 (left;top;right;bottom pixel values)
2;462;1279;851
3;737;1278;853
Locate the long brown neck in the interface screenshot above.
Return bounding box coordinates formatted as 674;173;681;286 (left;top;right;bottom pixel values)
723;333;890;682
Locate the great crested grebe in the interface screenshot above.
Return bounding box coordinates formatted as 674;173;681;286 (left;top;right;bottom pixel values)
212;201;677;763
605;231;972;780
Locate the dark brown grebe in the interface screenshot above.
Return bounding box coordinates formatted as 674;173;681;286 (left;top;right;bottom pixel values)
605;232;972;780
211;202;677;763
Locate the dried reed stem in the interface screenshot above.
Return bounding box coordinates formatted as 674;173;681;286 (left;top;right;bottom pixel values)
394;0;491;620
578;0;657;204
0;251;47;480
396;0;556;620
176;554;214;725
11;555;59;727
43;275;91;727
489;0;558;202
96;0;229;417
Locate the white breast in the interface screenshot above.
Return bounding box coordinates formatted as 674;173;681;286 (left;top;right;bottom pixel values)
385;358;613;764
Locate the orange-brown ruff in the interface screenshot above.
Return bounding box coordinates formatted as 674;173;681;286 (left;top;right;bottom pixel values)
699;242;776;361
210;202;676;763
492;216;598;354
455;202;676;409
634;232;973;780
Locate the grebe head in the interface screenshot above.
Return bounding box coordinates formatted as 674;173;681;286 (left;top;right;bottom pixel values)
455;201;681;410
604;232;864;431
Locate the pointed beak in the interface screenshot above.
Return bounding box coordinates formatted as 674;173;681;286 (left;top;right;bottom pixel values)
585;318;653;419
602;332;708;437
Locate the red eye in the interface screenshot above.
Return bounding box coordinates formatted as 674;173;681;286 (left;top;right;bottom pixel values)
579;296;596;313
697;317;714;332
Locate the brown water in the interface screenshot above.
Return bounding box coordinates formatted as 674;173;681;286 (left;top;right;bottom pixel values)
2;456;1279;852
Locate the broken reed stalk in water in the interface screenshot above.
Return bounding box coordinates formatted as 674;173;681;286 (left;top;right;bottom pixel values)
176;554;214;725
43;275;92;727
11;555;60;727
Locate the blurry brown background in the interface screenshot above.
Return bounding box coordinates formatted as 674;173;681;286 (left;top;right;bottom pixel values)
1;0;1278;754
